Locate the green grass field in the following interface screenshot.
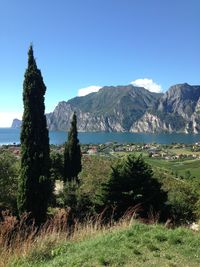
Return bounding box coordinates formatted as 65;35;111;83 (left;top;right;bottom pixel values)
170;148;200;156
114;151;200;178
10;222;200;267
146;157;200;178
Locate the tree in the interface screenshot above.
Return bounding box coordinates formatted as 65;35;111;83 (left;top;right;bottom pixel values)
17;45;52;224
0;151;19;214
103;154;168;219
57;180;92;222
64;113;82;183
50;150;64;181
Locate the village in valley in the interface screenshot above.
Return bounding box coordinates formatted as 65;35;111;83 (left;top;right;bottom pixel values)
80;142;200;160
2;141;200;161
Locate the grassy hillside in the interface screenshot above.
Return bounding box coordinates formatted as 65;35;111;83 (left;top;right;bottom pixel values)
10;222;200;267
146;157;200;178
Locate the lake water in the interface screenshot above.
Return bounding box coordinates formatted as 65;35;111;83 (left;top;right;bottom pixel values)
1;128;200;145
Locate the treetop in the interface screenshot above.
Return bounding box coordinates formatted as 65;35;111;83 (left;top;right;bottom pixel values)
28;44;37;68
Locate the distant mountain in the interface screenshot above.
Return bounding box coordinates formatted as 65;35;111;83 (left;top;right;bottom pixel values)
132;83;200;133
11;118;22;128
11;83;200;133
47;85;162;132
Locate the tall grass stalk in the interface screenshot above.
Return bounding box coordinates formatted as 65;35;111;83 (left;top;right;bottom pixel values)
0;207;138;267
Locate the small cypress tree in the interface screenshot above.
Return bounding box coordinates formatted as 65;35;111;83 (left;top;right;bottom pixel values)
17;45;52;224
64;113;82;182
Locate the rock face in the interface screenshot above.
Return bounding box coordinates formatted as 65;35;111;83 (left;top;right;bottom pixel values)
47;85;162;132
11;118;22;128
130;113;174;133
11;83;200;133
131;83;200;133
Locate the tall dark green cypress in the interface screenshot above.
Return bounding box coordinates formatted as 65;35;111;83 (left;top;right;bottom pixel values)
17;45;52;224
64;113;82;182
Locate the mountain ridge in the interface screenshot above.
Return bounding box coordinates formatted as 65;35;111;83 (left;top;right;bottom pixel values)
11;83;200;133
47;85;162;132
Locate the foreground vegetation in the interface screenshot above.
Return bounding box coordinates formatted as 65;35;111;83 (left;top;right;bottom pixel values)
1;147;200;266
5;218;200;267
1;146;200;223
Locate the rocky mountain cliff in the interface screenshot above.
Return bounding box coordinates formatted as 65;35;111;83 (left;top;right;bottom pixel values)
133;83;200;133
47;85;162;132
11;118;22;128
12;83;200;133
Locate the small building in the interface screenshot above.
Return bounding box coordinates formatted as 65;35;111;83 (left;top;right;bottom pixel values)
87;147;97;155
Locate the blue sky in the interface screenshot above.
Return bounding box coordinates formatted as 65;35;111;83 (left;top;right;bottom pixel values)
0;0;200;126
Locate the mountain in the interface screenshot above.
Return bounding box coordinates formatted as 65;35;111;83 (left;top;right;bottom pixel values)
11;83;200;133
132;83;200;133
47;85;162;132
11;118;22;128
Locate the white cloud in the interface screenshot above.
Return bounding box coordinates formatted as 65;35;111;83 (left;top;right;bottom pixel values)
0;112;22;127
78;85;102;97
131;78;162;93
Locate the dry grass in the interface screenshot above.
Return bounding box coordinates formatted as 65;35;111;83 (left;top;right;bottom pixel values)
71;206;138;242
0;209;69;267
0;207;138;267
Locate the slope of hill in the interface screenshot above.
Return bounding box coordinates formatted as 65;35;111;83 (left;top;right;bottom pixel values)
10;222;200;267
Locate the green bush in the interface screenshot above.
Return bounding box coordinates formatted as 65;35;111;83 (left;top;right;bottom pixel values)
155;169;199;223
102;154;168;219
57;180;94;220
0;151;19;214
79;156;114;209
50;151;64;181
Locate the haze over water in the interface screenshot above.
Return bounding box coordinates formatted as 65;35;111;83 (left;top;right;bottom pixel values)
1;128;200;145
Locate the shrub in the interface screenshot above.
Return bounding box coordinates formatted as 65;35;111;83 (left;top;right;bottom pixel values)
50;150;64;181
167;182;198;223
57;180;94;221
0;151;19;214
102;154;168;219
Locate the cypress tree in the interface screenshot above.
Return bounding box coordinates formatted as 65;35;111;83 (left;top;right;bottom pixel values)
64;113;82;182
17;45;52;224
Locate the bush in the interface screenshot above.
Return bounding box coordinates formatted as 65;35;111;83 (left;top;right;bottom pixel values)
79;156;114;209
50;151;64;181
154;168;199;223
102;154;168;219
167;182;198;223
0;151;19;214
57;180;94;221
